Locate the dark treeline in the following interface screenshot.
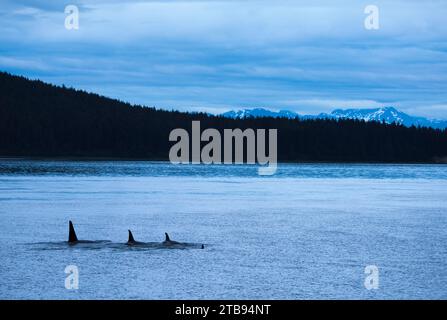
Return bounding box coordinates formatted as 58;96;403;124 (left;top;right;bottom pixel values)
1;71;446;163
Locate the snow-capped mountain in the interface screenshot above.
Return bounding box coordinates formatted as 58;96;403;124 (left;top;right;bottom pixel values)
317;107;447;129
222;108;299;119
221;107;447;129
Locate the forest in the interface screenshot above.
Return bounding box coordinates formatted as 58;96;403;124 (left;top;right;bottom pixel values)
1;71;446;163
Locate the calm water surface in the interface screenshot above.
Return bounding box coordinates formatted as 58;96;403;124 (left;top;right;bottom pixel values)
0;160;446;299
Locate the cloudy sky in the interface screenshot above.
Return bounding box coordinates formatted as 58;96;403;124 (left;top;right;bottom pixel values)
1;0;446;118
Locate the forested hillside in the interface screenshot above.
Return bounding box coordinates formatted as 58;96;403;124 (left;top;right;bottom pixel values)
1;72;446;163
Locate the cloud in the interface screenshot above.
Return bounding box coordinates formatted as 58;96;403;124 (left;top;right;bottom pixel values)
0;0;446;118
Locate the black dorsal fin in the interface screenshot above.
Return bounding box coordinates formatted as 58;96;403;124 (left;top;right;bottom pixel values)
165;232;171;242
128;230;135;243
68;220;78;243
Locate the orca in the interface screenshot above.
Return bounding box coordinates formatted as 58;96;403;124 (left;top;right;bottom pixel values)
127;230;136;244
68;220;78;243
68;220;109;244
127;230;144;245
67;222;203;249
126;230;160;247
163;232;205;249
163;232;180;246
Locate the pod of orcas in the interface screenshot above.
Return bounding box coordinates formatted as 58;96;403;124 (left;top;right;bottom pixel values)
68;220;205;249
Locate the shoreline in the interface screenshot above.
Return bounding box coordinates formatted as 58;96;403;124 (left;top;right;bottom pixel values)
0;156;446;165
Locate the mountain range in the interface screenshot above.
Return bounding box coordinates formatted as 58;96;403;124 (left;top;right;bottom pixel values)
222;107;447;129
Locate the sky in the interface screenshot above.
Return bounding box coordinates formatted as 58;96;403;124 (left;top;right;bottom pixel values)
0;0;446;118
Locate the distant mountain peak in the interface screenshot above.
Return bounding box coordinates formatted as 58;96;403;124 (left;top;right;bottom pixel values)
222;108;298;119
324;106;407;123
222;106;447;129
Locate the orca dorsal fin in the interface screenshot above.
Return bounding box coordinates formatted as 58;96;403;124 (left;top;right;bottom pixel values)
68;220;78;243
165;232;171;242
128;230;135;243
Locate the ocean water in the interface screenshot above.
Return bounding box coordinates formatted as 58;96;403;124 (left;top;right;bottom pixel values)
0;160;446;299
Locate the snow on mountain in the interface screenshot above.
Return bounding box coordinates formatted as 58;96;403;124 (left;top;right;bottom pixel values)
221;108;299;119
221;107;447;129
317;107;447;129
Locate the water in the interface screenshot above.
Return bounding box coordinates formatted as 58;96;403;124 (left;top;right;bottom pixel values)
0;160;446;299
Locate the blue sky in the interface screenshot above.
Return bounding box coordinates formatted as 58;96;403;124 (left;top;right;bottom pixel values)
1;0;447;118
